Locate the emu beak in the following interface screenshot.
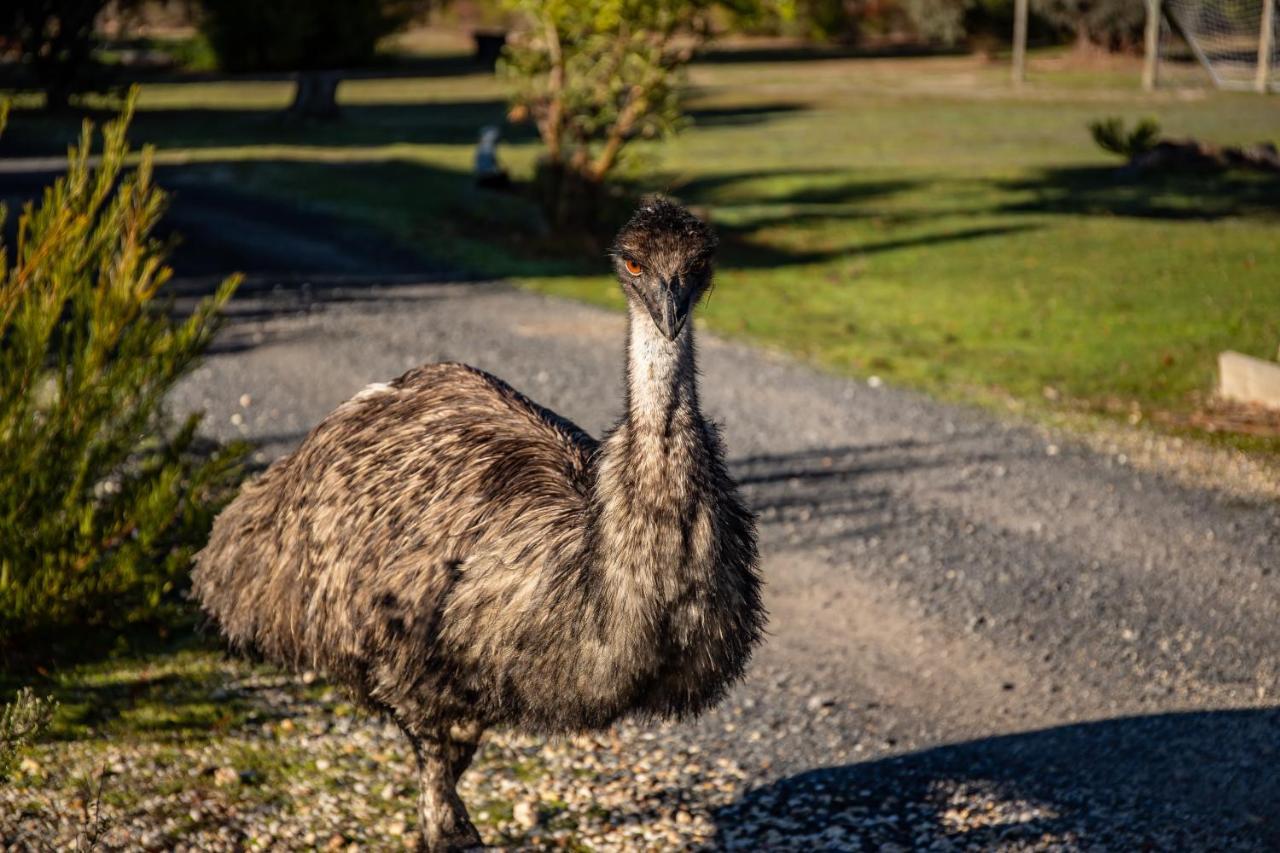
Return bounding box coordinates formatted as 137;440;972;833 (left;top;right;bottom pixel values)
647;278;690;341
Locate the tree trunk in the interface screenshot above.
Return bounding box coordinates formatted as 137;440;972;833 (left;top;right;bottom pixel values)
534;159;609;236
472;31;507;71
289;71;341;121
43;85;72;113
1074;21;1094;52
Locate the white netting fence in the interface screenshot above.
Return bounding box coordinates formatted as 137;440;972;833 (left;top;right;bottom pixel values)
1162;0;1278;90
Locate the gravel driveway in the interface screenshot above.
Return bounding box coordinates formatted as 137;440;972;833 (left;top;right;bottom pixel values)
166;226;1280;850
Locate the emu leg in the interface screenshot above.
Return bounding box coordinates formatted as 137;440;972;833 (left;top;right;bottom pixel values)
445;721;484;784
401;725;482;851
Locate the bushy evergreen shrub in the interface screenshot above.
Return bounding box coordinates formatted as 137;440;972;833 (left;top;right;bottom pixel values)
0;94;244;665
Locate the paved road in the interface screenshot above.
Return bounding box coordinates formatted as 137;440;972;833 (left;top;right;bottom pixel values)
170;259;1280;847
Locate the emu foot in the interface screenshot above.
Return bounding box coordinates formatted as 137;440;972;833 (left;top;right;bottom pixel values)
416;754;484;851
419;803;483;852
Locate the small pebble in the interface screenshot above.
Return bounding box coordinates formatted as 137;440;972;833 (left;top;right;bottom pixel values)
513;800;539;829
213;766;240;787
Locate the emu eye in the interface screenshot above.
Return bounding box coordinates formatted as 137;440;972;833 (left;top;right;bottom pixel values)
624;259;643;277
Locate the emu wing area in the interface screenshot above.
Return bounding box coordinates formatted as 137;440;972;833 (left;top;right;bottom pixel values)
192;363;598;689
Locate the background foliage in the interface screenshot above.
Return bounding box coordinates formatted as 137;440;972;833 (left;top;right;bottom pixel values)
500;0;796;231
198;0;428;72
0;94;244;666
500;0;713;228
1033;0;1146;50
0;0;130;109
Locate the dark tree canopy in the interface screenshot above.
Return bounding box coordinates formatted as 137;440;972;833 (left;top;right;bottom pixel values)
1034;0;1145;50
0;0;119;109
198;0;426;72
198;0;429;119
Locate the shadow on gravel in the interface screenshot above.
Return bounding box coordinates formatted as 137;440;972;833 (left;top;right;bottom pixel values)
732;439;1006;548
713;707;1280;849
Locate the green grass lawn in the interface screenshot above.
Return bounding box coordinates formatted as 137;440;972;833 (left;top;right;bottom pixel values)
5;46;1279;452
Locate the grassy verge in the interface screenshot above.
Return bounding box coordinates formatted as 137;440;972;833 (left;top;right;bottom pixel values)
4;47;1278;454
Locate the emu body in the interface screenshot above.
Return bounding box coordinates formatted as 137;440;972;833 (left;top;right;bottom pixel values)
192;200;764;850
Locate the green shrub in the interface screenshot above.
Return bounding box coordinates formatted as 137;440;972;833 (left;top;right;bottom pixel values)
0;688;56;781
1090;116;1162;159
501;0;721;231
0;94;244;665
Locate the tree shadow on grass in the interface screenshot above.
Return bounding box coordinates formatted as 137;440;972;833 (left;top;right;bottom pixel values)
0;49;491;91
663;168;1043;265
716;220;1039;271
0;628;335;745
1;152;1044;332
2;97;1050;285
714;708;1280;849
997;166;1280;221
0;159;458;280
672;168;918;209
184;160;1042;277
686;102;808;128
0;631;250;743
0;99;804;157
0;100;525;154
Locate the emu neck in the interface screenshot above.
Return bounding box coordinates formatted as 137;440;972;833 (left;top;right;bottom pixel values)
561;302;719;709
589;302;711;581
624;304;698;433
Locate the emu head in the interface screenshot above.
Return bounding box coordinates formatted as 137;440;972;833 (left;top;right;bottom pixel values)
611;198;718;341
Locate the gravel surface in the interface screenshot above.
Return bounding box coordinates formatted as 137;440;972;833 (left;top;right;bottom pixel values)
4;184;1279;850
3;665;754;851
161;275;1280;850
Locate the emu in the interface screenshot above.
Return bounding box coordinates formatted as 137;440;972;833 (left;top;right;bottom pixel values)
192;199;765;850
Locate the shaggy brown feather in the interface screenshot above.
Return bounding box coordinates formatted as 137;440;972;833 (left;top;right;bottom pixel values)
192;199;764;851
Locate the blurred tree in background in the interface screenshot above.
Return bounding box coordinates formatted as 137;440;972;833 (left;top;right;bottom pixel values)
198;0;431;117
0;95;244;668
0;0;130;110
501;0;792;231
741;0;1032;48
792;0;968;44
1033;0;1145;51
738;0;1074;54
